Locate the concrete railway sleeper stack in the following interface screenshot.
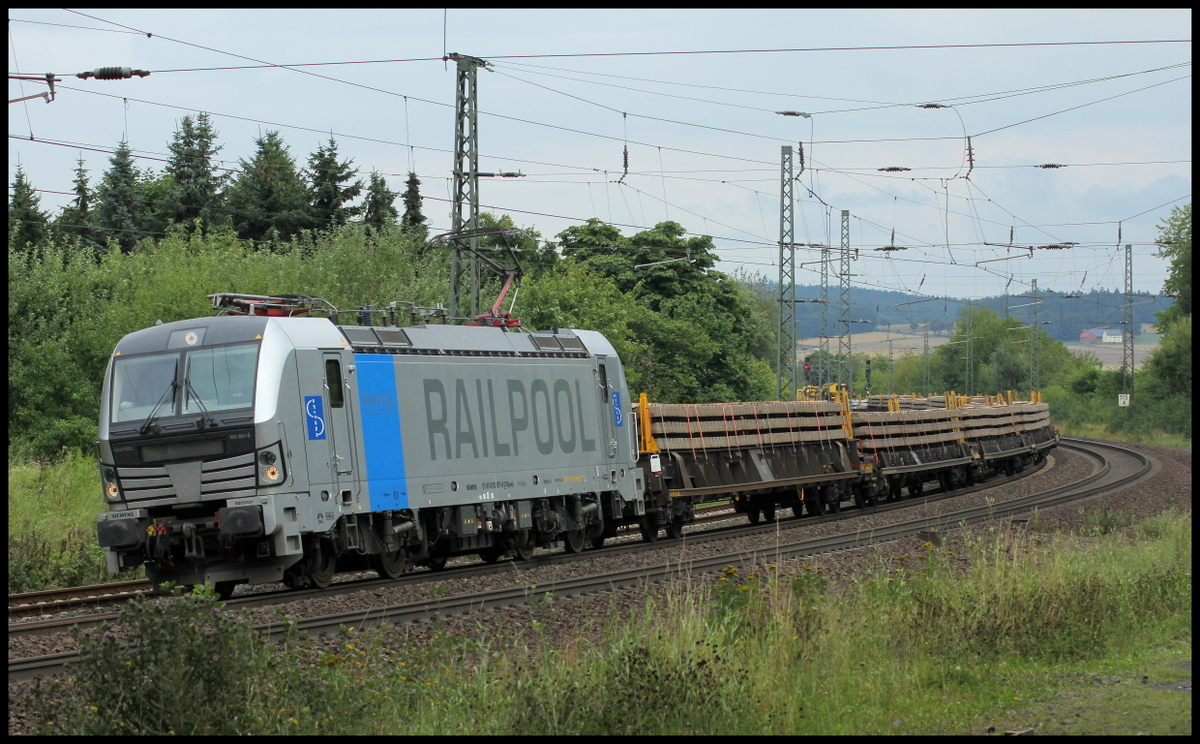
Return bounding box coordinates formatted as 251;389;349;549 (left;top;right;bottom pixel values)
636;395;1058;528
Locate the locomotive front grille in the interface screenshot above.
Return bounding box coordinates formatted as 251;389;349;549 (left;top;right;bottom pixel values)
117;451;257;503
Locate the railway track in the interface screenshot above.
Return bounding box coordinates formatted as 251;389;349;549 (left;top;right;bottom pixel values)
5;501;736;621
9;438;1150;681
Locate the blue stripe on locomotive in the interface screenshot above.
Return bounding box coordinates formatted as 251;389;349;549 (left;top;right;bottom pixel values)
355;354;408;511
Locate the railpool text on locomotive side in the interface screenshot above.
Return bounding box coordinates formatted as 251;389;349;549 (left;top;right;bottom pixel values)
423;377;598;460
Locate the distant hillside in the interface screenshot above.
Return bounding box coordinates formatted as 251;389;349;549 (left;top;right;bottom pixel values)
754;283;1171;344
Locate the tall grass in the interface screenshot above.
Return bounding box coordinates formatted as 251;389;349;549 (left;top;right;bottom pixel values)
7;449;133;592
27;510;1190;735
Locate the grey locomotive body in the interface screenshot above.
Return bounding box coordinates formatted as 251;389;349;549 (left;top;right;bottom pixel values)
97;309;643;596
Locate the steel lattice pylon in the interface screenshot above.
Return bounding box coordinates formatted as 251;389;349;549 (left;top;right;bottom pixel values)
838;210;851;388
448;53;487;319
1122;244;1134;396
777;146;796;400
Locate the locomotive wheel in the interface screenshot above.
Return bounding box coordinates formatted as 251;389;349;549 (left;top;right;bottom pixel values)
306;538;337;589
513;541;536;561
665;520;684;540
562;528;587;554
213;581;238;600
639;515;660;543
761;505;776;523
373;548;408;580
480;546;505;564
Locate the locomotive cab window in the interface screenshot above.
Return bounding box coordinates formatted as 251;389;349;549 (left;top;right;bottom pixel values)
111;353;178;423
110;342;260;424
183;343;258;414
325;359;343;408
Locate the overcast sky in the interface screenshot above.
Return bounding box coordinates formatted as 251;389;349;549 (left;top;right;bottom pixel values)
8;9;1192;315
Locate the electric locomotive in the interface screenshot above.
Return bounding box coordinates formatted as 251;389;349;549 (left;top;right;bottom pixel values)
96;293;645;597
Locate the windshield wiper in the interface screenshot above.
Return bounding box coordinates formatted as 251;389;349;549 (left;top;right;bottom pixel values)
182;377;219;429
138;379;179;436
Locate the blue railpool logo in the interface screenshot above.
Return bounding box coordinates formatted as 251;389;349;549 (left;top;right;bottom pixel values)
304;395;326;440
612;390;623;427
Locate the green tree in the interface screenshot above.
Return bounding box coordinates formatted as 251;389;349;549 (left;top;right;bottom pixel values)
91;140;150;254
306;136;362;230
137;170;179;240
557;219;774;402
361;170;398;233
165;112;227;232
1152;203;1191;333
399;171;427;239
8;165;49;253
224;130;312;244
50;158;99;249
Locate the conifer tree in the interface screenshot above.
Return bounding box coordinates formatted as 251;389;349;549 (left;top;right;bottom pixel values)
224;130;312;244
306;136;362;230
51;158;98;248
400;171;427;239
165;112;227;232
361;170;398;233
91;140;148;254
8;165;49;252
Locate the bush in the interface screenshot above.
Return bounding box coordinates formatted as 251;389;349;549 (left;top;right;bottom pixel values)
27;586;272;735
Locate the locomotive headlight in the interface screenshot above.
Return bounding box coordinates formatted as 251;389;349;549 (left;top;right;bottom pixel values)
102;467;121;501
255;443;286;487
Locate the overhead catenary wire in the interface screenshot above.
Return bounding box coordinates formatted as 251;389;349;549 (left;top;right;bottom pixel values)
13;12;1186;302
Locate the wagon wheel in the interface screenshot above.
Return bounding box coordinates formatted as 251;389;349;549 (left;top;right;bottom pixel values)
372;548;408;580
425;553;448;572
562;528;587;554
746;507;762;525
827;488;842;514
480;546;505;564
761;505;776;523
213;581;238;600
854;486;875;509
639;515;660;543
665;520;684;540
808;490;828;517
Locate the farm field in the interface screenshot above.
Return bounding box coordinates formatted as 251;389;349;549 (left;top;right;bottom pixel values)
798;331;1160;371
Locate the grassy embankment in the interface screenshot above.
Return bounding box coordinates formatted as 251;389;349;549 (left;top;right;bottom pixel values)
7;450;138;594
25;505;1191;735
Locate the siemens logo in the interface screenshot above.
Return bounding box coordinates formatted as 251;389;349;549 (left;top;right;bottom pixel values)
423;377;598;460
